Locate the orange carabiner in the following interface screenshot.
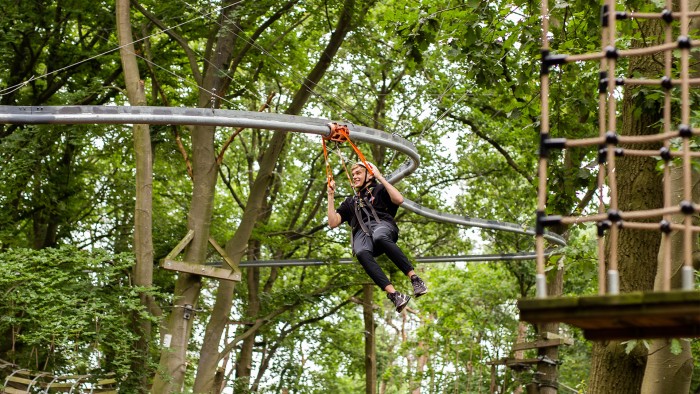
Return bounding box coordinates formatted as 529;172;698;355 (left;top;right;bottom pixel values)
322;123;375;193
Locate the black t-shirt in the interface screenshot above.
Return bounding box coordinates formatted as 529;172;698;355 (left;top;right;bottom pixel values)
336;180;399;234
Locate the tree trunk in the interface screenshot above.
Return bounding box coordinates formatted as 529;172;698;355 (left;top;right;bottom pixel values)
534;256;563;394
640;165;699;393
192;128;285;393
116;1;154;391
412;340;429;394
152;1;244;391
641;338;693;394
590;341;647;392
363;284;376;394
192;0;364;391
151;123;217;392
587;15;664;393
235;264;261;390
512;322;527;394
642;3;700;390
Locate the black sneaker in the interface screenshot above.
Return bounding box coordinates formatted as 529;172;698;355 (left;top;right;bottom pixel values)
387;291;411;313
411;275;428;298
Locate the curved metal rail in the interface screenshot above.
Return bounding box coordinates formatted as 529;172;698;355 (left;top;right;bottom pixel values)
0;105;566;263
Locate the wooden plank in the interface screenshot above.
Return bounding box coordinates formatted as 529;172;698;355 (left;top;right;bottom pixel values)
165;230;194;260
44;382;75;388
51;374;89;379
505;358;542;366
518;290;700;340
11;371;33;377
161;259;242;281
4;387;29;394
6;375;32;385
486;358;543;366
485;358;508;365
584;325;700;340
208;237;241;277
542;331;569;340
96;378;117;385
159;231;241;282
511;338;572;351
490;357;548;371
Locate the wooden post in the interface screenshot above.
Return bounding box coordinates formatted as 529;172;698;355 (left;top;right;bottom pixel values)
363;284;376;394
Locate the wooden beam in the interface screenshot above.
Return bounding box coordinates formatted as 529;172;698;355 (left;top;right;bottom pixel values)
161;259;241;282
165;229;194;260
6;375;32;385
208;237;241;278
511;338;572;351
159;230;241;282
518;290;700;340
4;388;30;394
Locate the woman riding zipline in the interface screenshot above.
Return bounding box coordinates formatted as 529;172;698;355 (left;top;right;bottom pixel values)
327;161;428;313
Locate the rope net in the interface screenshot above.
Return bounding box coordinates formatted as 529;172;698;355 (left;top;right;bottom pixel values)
0;358;117;393
536;0;700;297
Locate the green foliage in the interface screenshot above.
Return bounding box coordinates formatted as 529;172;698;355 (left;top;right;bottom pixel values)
0;0;645;390
0;246;161;379
0;122;136;251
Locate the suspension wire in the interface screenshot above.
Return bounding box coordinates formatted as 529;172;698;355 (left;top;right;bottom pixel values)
127;49;240;108
0;1;243;98
335;144;354;188
0;0;529;154
414;7;547;143
176;0;388;129
1;0;544;149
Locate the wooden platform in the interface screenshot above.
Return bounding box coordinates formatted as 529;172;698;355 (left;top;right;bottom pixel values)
159;230;241;282
518;290;700;340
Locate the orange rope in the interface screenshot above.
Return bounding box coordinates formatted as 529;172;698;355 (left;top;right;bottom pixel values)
337;145;354;190
323;123;375;193
322;138;333;185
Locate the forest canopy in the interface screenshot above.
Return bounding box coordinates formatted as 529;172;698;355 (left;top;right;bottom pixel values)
1;0;699;393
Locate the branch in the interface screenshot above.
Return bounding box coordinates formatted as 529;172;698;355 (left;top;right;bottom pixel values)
441;109;534;185
216;92;276;165
251;289;361;389
570;184;596;216
217;281;346;360
224;0;301;87
218;164;245;210
131;0;203;85
174;128;193;179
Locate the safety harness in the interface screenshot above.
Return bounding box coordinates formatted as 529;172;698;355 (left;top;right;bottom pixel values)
352;186;383;235
322;123;384;246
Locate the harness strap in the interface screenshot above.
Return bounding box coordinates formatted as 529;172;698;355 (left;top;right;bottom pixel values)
353;196;372;235
351;191;382;237
322;138;333;185
322;137;355;193
363;196;382;223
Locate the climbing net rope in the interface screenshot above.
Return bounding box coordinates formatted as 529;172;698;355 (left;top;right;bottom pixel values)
535;0;700;297
0;358;117;393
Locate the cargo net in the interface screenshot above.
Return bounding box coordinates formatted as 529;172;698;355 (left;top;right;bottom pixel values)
0;358;117;393
535;0;700;297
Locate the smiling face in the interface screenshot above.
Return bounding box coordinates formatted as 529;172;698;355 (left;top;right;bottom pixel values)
351;164;373;188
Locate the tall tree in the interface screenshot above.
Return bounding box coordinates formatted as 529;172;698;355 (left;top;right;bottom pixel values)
0;1;123;250
116;0;157;390
193;0;374;391
640;165;697;393
588;9;665;393
641;2;700;391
